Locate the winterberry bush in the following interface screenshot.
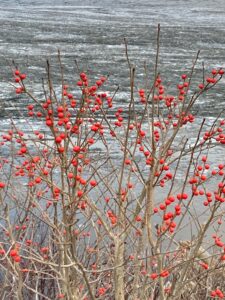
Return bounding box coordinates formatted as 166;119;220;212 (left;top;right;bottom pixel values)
1;31;225;299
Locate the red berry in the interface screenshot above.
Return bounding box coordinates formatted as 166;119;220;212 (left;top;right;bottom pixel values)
90;180;97;187
150;273;158;279
198;83;204;89
0;249;5;255
159;203;166;210
67;173;74;179
10;249;18;257
55;136;62;144
135;215;142;222
73;146;80;153
14;256;21;263
20;74;26;80
77;190;83;197
0;182;5;188
211;291;217;297
20;147;27;154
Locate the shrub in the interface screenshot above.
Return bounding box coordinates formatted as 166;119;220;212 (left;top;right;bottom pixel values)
1;29;225;299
